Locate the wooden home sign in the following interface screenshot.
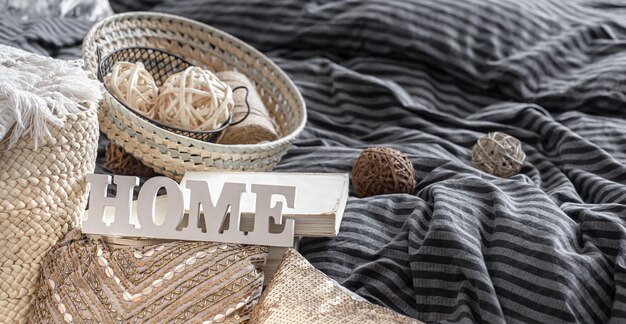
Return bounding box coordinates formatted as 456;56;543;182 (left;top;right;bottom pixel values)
83;172;349;247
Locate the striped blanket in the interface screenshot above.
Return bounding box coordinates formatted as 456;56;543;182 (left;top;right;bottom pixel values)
2;1;625;323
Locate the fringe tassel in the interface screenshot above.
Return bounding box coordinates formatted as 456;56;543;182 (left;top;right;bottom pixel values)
0;45;102;149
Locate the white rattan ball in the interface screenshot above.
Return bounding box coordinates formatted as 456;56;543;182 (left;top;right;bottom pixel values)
104;61;159;118
155;67;233;131
472;131;526;178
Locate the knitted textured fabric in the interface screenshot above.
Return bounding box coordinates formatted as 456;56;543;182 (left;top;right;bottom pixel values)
352;147;417;197
250;249;423;324
29;232;268;323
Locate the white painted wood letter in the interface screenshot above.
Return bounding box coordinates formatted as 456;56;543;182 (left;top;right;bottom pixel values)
84;174;138;233
136;177;184;231
184;181;246;237
248;184;296;246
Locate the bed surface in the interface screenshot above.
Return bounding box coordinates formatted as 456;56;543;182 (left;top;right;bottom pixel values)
2;1;626;323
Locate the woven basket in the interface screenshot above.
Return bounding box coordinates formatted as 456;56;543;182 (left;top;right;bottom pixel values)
0;108;99;323
82;12;307;181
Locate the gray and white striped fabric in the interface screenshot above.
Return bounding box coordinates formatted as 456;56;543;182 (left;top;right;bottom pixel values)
2;0;626;322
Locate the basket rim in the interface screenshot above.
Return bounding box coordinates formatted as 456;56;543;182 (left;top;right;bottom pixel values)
82;11;307;150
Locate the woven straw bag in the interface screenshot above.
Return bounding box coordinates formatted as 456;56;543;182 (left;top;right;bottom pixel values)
82;12;307;181
0;108;99;323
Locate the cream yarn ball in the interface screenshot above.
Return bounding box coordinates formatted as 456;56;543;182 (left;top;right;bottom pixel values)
155;67;233;131
104;61;159;118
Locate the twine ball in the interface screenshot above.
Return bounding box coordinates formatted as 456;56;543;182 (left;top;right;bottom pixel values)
155;66;234;131
472;131;525;178
352;147;417;198
104;61;159;118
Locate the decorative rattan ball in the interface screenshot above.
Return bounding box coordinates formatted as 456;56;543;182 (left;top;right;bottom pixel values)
472;132;525;178
155;67;234;131
105;143;157;177
352;147;417;198
104;61;159;118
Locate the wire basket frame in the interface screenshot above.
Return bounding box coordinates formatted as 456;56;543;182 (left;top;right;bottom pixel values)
97;46;250;142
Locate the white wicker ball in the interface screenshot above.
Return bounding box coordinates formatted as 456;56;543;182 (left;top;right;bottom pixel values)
472;131;526;178
155;67;233;131
104;62;159;118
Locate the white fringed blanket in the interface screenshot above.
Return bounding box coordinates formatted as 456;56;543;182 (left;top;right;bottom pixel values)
0;44;101;148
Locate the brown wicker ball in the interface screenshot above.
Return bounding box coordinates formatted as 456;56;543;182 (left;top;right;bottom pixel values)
472;132;525;178
105;143;157;177
352;147;417;198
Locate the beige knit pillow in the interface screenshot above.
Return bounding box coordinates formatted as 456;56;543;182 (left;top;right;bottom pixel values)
250;249;422;324
29;232;268;323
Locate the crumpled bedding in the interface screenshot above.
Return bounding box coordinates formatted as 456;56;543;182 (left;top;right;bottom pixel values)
2;0;625;323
